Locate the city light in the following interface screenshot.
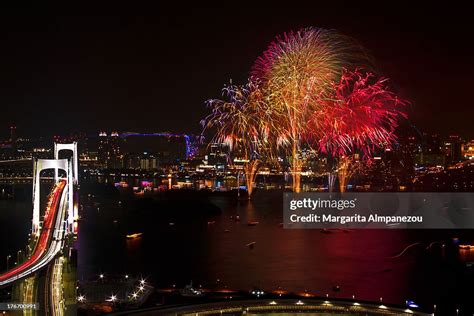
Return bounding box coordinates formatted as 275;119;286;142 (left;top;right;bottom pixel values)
406;300;419;308
106;294;117;302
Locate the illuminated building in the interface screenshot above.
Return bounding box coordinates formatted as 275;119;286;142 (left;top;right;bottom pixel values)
424;133;441;153
462;140;474;160
120;132;190;163
414;133;445;167
97;132;123;169
79;152;99;168
443;135;463;163
97;132;108;168
206;143;228;171
109;132;122;168
124;152;159;170
416;152;446;167
10;125;17;152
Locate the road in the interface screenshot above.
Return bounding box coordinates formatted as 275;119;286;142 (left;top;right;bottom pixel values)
44;257;65;316
0;180;68;286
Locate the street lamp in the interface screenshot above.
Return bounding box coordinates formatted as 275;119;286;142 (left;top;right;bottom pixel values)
17;250;22;263
107;294;117;303
6;255;11;270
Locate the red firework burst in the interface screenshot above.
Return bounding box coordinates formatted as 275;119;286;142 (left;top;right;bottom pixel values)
308;68;408;157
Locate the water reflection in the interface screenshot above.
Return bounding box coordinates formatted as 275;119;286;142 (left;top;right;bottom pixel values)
77;183;472;307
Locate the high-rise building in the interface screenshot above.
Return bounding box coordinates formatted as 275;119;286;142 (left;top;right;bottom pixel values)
97;132;109;168
124;152;159;170
109;132;122;168
462;140;474;160
140;154;158;170
120;133;188;163
443;135;463;163
423;133;441;153
206;143;228;171
9;126;17;152
414;133;445;167
97;132;123;169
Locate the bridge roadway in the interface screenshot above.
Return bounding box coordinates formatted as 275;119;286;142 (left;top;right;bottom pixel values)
110;298;430;315
0;180;68;286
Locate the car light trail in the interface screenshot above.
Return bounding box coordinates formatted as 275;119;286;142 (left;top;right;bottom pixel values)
0;180;68;286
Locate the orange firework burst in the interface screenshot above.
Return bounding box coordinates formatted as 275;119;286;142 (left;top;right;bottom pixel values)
252;27;370;192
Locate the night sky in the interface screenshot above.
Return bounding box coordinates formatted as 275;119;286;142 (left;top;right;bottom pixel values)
1;3;473;138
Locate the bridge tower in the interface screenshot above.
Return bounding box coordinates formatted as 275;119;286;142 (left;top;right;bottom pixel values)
54;142;79;233
32;158;73;236
54;142;78;184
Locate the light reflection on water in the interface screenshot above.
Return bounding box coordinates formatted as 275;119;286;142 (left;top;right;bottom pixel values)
76;185;471;306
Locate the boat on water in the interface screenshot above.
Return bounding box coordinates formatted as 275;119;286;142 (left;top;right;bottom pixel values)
250;288;265;297
247;221;259;226
179;281;204;297
126;233;143;239
246;241;256;249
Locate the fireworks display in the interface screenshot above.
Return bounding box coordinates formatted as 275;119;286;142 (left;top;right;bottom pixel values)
201;80;274;197
307;68;408;192
203;27;408;193
201;80;266;152
311;68;408;158
251;27;370;192
252;27;370;89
